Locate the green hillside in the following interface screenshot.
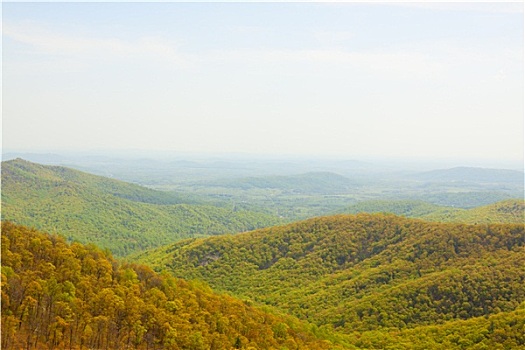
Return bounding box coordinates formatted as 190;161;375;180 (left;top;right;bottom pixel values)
1;221;341;350
342;199;524;224
2;158;198;205
341;200;446;217
137;214;525;348
346;305;525;349
1;159;282;256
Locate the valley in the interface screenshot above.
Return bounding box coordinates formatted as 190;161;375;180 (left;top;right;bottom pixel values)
2;157;523;257
3;2;523;349
1;156;524;349
4;153;523;222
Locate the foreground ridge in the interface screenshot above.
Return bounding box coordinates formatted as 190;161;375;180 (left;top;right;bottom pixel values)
0;221;341;350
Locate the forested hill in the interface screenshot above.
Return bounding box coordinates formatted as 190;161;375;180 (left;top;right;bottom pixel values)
1;159;282;256
138;214;525;348
2;158;195;205
341;199;525;224
1;222;341;350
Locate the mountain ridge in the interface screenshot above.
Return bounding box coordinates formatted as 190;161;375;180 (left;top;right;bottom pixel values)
1;221;342;349
413;166;524;183
1;159;282;256
137;213;525;338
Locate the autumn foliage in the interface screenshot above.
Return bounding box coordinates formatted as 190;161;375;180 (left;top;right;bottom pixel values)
1;221;339;350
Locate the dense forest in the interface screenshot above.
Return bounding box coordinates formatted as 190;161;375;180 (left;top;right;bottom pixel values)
1;222;343;350
137;214;525;348
4;220;523;349
1;159;282;256
2;158;524;348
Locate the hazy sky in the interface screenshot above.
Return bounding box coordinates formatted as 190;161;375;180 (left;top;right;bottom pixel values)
2;2;524;164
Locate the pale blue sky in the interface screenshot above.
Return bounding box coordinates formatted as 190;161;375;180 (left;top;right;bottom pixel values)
2;2;523;164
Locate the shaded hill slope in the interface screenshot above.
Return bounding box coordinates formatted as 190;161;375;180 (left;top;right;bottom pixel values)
138;214;525;339
1;159;282;256
341;199;524;224
1;221;341;350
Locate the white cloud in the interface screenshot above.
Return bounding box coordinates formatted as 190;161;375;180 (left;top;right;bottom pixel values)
314;30;355;46
5;19;520;83
3;22;184;64
374;2;524;14
206;47;446;80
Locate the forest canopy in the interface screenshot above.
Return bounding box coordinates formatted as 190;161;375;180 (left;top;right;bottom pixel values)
137;213;525;348
0;221;342;350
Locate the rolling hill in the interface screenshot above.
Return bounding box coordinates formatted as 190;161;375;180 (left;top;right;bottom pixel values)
1;159;282;256
3;157;524;348
137;214;525;348
1;221;342;350
341;199;525;224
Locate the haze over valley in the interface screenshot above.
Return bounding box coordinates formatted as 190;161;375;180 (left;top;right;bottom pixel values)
2;2;524;349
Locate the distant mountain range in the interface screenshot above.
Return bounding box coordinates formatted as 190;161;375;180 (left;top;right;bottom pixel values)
413;166;524;184
1;159;282;256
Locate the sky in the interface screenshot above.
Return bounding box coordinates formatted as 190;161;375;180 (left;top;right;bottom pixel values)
2;2;524;166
